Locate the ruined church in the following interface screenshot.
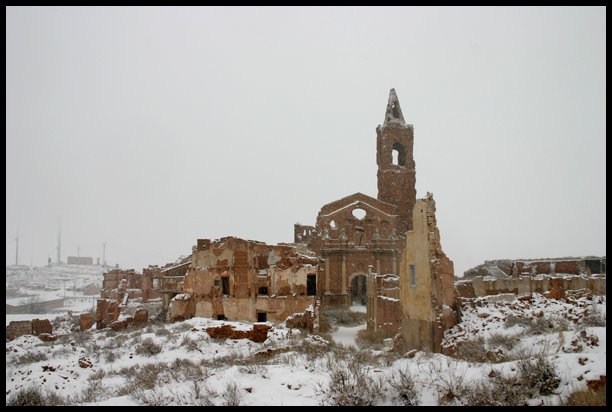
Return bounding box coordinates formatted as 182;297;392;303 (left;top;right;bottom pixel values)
98;89;458;352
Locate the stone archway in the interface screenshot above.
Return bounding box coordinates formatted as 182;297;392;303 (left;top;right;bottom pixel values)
350;273;367;305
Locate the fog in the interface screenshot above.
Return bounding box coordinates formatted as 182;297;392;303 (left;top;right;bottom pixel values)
6;6;606;275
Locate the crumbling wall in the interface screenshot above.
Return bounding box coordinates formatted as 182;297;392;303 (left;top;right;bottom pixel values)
6;321;35;341
294;224;316;244
456;274;606;299
101;269;143;301
462;257;606;280
142;266;163;302
366;273;401;337
6;319;53;341
96;299;120;329
399;193;458;353
205;324;271;343
285;304;318;333
305;192;405;308
167;237;320;324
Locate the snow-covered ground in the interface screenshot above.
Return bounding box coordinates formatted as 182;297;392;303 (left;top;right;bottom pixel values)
6;264;106;326
330;305;367;347
6;264;107;291
5;292;606;406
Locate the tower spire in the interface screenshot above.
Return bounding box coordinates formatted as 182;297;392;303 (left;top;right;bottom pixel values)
383;88;406;127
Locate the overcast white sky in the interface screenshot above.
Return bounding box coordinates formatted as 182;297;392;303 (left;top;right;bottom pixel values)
6;6;606;275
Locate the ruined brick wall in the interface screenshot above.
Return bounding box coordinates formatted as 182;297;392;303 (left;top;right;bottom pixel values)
142;266;163;302
306;192;405;308
400;193;458;353
367;272;401;336
31;319;52;335
96;299;120;329
101;269;142;297
6;319;53;341
167;237;320;324
456;274;607;299
294;224;316;244
6;321;34;340
376;89;416;233
463;257;605;280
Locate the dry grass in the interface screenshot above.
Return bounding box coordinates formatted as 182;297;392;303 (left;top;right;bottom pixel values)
135;337;163;356
355;328;386;349
455;336;487;363
564;383;606;406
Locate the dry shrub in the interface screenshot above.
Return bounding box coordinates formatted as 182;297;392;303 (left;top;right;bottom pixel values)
14;351;48;365
6;387;45;406
317;354;384;406
504;315;531;328
455;336;487;362
298;339;328;362
221;381;243;406
387;368;419;406
564;383;606;406
526;317;556;335
135;337;162;356
7;386;68;406
466;373;526;406
487;332;520;350
180;335;200;352
517;354;560;396
355;328;386;349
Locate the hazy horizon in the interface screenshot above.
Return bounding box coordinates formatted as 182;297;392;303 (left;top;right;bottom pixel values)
6;6;606;275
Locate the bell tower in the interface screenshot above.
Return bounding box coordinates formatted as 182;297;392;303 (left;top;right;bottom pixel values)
376;88;416;233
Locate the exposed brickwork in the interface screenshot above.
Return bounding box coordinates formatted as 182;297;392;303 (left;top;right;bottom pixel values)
367;273;401;337
463;257;605;279
6;321;33;341
205;323;271;343
95;299;120;329
133;309;148;326
31;319;52;336
6;318;53;341
167;237;320;324
79;313;94;331
377;89;416;233
306;192;405;308
456;274;606;299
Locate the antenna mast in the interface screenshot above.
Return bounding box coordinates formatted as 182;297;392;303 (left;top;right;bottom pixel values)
57;218;62;265
15;226;19;265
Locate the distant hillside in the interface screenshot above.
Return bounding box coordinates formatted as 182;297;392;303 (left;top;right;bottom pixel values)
5;264;107;292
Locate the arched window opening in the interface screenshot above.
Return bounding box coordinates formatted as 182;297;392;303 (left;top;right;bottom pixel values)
392;142;406;166
330;220;337;229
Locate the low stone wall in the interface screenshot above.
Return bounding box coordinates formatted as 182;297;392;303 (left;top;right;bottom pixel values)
456;274;606;299
6;318;53;341
205;324;271;343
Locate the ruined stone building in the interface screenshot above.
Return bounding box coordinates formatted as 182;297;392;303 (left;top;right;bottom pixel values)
399;193;457;352
456;255;607;299
166;237;320;324
96;89;458;348
295;89;416;309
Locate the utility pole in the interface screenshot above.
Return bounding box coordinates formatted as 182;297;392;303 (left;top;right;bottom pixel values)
102;242;106;267
57;218;62;265
15;226;19;266
77;245;80;257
